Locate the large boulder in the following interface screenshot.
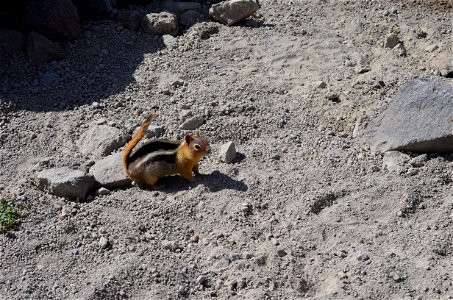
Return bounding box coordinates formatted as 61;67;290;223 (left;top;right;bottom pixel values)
89;152;131;189
141;12;178;36
209;0;260;26
35;167;95;201
367;79;453;153
78;125;130;159
0;29;25;54
23;0;81;41
26;31;67;64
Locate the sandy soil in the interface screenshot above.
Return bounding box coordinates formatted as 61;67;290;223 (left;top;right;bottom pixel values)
0;0;452;299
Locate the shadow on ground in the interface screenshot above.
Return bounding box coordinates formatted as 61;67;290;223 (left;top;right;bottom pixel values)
0;24;164;112
148;170;248;193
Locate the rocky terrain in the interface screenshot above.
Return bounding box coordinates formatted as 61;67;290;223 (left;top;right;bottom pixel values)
0;0;452;299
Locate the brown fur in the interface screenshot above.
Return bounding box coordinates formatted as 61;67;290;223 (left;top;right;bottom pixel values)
122;113;209;188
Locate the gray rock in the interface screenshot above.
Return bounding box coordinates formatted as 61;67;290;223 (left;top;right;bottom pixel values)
0;30;25;54
35;167;95;200
219;141;237;163
196;275;207;285
141;12;178;36
410;154;428;167
95;187;111;196
23;0;81;41
392;42;407;56
162;35;178;49
406;168;419;176
384;33;400;49
382;151;410;173
368;79;453;153
89;152;131;189
132;124;164;139
99;236;110;249
113;9;143;31
277;249;287;257
26;31;66;64
425;44;439;53
180;10;204;27
313;81;327;89
356;251;370;261
432;51;453;78
78;125;129;159
179;116;205;130
209;0;260;26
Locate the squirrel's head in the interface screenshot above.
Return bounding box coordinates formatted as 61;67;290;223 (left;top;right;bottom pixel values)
184;130;210;159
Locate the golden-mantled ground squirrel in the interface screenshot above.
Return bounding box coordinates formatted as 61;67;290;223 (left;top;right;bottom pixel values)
122;112;209;188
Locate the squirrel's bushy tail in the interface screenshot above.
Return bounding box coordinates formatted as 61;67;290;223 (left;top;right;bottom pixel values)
122;112;156;174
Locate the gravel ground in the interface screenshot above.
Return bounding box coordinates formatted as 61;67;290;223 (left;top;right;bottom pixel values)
1;0;452;299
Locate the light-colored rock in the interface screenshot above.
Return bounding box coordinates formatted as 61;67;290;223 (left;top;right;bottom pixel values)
432;51;453;78
95;187;111;196
23;0;81;41
113;9;143;31
35;167;95;200
27;32;66;64
98;236;110;249
219;141;237;163
209;0;260;26
89;152;131;189
78;125;129;159
313;81;327;89
384;33;400;49
368;79;453;153
0;30;25;54
382;151;410;173
392;42;407;56
425;44;439;53
410;154;428;167
141;12;178;36
179;116;205;130
162;35;178;49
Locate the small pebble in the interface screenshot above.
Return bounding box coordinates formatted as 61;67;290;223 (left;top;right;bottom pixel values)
99;237;110;249
196;275;207;285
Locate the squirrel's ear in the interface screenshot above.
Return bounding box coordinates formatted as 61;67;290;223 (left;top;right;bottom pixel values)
185;133;193;144
194;130;201;137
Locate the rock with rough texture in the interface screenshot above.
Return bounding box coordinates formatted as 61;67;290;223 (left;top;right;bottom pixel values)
89;152;131;189
209;0;260;26
219;141;237;163
78;125;129;159
382;151;410;173
35;167;95;200
141;12;178;36
23;0;81;41
368;79;453;153
179;116;205;130
0;30;25;54
432;51;453;78
384;33;400;49
26;32;66;64
392;42;407;56
113;9;143;31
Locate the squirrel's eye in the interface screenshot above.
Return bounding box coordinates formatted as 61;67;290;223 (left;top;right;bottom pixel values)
194;144;201;150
